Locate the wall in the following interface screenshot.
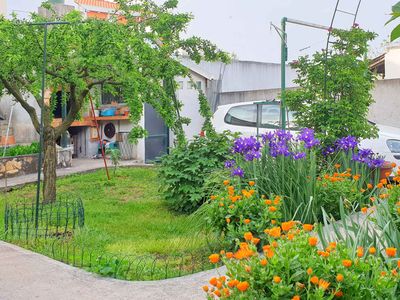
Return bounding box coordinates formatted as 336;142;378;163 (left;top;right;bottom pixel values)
385;46;400;80
218;87;298;106
0;96;40;144
175;72;207;140
0;0;6;16
369;79;400;128
0;147;72;179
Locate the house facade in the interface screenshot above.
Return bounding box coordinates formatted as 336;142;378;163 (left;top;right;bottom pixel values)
0;0;299;163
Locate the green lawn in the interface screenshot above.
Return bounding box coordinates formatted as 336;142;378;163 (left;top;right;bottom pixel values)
0;167;214;279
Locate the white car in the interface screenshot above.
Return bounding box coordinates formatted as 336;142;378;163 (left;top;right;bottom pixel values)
212;101;400;164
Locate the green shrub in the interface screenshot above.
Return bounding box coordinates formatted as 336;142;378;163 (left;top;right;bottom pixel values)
199;180;282;249
1;142;40;157
158;132;235;214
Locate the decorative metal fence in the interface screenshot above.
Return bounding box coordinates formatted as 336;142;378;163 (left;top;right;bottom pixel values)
21;238;214;281
4;198;84;241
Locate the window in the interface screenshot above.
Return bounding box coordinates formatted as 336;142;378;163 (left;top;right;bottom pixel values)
101;85;124;105
224;104;257;127
224;103;298;129
178;81;184;90
196;81;202;90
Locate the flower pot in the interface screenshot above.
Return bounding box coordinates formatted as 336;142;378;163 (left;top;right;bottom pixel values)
379;161;393;180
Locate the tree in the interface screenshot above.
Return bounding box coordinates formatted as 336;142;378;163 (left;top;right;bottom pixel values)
388;2;400;42
286;28;378;146
0;0;229;202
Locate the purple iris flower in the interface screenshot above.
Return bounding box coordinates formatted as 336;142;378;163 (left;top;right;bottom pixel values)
232;136;261;161
224;160;236;169
322;146;335;157
335;136;358;151
292;152;306;160
231;167;244;178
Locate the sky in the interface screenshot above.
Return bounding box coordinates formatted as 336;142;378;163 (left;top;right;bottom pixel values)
6;0;398;63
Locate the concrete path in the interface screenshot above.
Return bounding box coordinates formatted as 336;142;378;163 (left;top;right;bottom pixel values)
0;158;149;190
0;241;224;300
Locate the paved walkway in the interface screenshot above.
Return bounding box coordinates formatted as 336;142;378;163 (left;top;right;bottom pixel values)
0;158;149;190
0;241;224;300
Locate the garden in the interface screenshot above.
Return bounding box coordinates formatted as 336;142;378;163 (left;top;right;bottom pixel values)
1;1;400;299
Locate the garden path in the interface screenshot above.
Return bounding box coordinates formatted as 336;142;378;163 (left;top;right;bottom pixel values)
0;241;225;300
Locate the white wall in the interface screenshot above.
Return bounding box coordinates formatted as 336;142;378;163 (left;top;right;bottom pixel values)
385;45;400;80
0;95;40;144
175;72;206;141
0;0;6;16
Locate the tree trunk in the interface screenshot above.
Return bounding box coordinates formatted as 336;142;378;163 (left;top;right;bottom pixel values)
43;129;57;203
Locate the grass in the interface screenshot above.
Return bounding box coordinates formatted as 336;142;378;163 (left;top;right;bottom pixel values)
0;167;215;280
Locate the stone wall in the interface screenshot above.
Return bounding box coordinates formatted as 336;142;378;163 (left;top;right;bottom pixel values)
0;147;72;179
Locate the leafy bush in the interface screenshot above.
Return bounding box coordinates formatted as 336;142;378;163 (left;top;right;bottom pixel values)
203;229;399;299
158;132;235;214
106;148;121;175
199;180;282;249
1;142;40;157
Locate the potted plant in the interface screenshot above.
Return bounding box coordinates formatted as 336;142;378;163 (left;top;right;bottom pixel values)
379;160;394;180
94;99;101;117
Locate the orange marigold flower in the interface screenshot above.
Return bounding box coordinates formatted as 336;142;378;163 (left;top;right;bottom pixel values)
209;254;220;264
334;163;341;169
287;233;295;240
271;241;278;248
214;289;221;297
380;178;388;185
228;279;238;288
386;247;397;257
216;281;223;289
377;183;384;189
367;183;373;189
370;197;376;202
202;285;209;292
307;268;313;275
292;296;300;300
391;269;398;276
391;162;397;168
265;199;272;205
210;195;217;200
361;207;368;214
269;206;277;212
309;237;318;247
219;202;224;207
273;276;281;283
335;290;344;297
223;180;230;186
226;218;231;224
249;189;255;195
252;238;260;245
209;277;218;286
310;276;319;285
381;271;387;276
260;259;268;266
369;247;376;255
236;281;249;292
244;219;251;224
342;259;352;268
274;196;281;205
336;274;344;282
248;181;255;186
357;246;364;258
353;174;360;181
266;226;281;238
271;219;277;225
318;250;330;258
222;288;230;297
244;232;253;241
397;260;400;268
226;252;234;259
303;224;314;231
318;279;330;291
281;220;295;231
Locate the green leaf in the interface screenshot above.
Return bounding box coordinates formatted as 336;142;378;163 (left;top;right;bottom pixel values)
391;23;400;41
